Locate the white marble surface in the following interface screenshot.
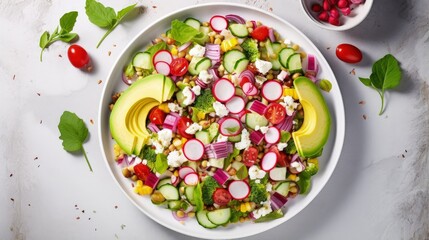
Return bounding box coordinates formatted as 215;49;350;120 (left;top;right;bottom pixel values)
1;0;428;239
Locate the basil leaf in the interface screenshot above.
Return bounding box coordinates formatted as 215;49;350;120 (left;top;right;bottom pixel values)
39;31;50;48
359;77;372;87
371;54;402;90
170;20;199;44
59;11;78;33
85;0;117;28
146;41;168;56
155;153;168;174
117;3;137;21
58;33;78;42
318;79;332;92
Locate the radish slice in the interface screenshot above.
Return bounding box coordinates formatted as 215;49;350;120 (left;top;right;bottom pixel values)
212;78;235;102
182;139;205;161
155;61;171;76
228;180;250;200
264;127;280;144
171;175;180;186
261;80;283;101
225;96;245;114
219;117;242;136
196;78;208;88
179;166;195;179
178;42;192;52
153;50;173;65
210;15;228;32
269;167;287;181
238;110;249;123
261;151;278;171
184;172;199;186
242;82;258;96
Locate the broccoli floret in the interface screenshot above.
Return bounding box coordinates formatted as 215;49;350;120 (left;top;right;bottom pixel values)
140;146;156;169
194;89;215;113
230;207;248;223
201;176;220;205
249;180;268;204
241;39;260;62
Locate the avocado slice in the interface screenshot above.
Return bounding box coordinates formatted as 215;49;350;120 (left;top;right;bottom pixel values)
110;74;175;155
292;77;331;158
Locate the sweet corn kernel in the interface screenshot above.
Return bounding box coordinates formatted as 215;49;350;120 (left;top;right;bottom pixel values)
197;111;206;120
174;170;179;177
176;210;185;218
288;174;297;181
158;103;170;113
139;185;153;195
187;212;195;218
181;138;187;145
136;180;143;187
171;47;178;56
240;203;247;212
173;139;182;147
221;38;238;52
283;88;298;99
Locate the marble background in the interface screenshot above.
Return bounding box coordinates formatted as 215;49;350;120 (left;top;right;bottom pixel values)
0;0;428;239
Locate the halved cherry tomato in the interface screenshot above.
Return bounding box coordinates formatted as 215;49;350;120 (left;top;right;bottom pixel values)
134;163;151;181
242;147;258;167
177;116;194;138
149;107;166;125
251;26;269;42
212;188;232;206
68;44;91;70
336;43;362;63
264;103;286;124
170;57;189;76
269;145;290;167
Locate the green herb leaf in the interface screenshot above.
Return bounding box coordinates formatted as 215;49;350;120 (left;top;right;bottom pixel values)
58;111;92;172
225;126;239;134
254;209;284;223
318;79;332;92
39;31;50;48
59;11;78;33
193;182;204;212
170;19;199;44
58;33;78;42
236;165;248;180
155;153;168;174
280;131;291;143
358;54;402;115
117;3;137;21
85;0;116;28
146;41;168;57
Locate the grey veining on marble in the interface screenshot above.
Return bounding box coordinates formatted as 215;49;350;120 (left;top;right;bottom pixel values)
0;0;428;240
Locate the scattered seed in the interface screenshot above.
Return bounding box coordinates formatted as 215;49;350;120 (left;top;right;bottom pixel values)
108;51;112;56
28;204;31;206
36;93;41;96
13;75;16;80
88;218;91;220
59;54;62;58
121;224;126;230
10;198;14;202
113;44;117;47
152;5;157;8
37;165;40;168
114;205;118;209
34;157;38;160
358;100;365;105
82;210;85;213
326;47;331;50
98;80;103;85
76;216;80;220
9;174;13;177
350;68;356;75
363;114;367;120
90;119;94;125
401;154;405;158
405;149;408;153
40;120;43;124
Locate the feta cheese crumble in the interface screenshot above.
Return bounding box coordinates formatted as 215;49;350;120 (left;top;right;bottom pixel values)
157;129;173;147
277;142;288;151
153;141;164;154
217;134;229;142
168;102;183;115
252;199;273;219
255;59;272;75
182;86;195;106
167;150;187;168
189;44;206;57
277;70;289;81
255;75;267;85
248;165;266;180
280;95;299;116
185;122;202;134
291;161;304;172
220;29;234;40
255;125;269;134
191;85;201;96
235;128;251;150
213;101;229;117
198;70;213;84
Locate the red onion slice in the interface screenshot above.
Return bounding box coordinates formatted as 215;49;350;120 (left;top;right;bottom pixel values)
178;41;192;52
225;14;246;24
268;28;276;42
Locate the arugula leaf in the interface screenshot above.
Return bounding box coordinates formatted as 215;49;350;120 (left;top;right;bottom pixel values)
85;0;137;48
170;20;199;44
318;79;332;92
155;153;168;174
58;111;92;172
39;11;79;61
358;54;402;115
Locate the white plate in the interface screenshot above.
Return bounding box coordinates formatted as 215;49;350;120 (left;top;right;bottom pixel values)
98;3;345;239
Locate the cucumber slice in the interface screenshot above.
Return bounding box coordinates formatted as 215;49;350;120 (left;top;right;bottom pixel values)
176;91;187;107
234;58;249;74
158;184;180;200
185;186;195;204
207;123;220;142
272;42;282;53
279;48;295;68
223;50;246;73
196;210;218;229
168;200;182;210
156;178;171;189
195;130;211;145
195;57;212;73
274;181;290;197
188;57;202;76
287;53;303;74
228;134;241;142
246;113;269;129
229;23;249;38
132;52;152;69
184;17;201;30
207;208;231;225
270;42;282;70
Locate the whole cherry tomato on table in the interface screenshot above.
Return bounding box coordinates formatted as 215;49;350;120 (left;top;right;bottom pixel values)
336;43;362;63
67;44;93;71
149;107;166;125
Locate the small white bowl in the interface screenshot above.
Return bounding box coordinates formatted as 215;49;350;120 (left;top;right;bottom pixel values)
300;0;373;31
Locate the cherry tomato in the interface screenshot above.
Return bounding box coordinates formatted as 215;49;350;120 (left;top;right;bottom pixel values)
177;116;194;138
212;188;232;206
264;103;286;124
251;26;269;42
278;152;290;167
246;64;258;74
242;147;258;167
149;107;166;125
67;44;91;70
336;43;362;63
134;163;151;181
170;57;189;76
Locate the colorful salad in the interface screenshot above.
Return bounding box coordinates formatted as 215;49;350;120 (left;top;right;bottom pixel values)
109;14;331;228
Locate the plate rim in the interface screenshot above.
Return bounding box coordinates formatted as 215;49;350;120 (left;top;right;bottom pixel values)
98;2;346;239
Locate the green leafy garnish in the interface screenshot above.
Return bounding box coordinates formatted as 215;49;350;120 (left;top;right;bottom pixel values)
39;11;79;61
249;180;268;204
155;153;168;174
193;182;204;212
358;54;402;115
223;148;240;170
58;111;92;172
194;89;216;112
85;0;137;48
280;131;291;143
201;176;220;205
146;41;168;56
285;139;297;154
225;126;239;134
318;79;332;92
254;209;284;223
236;165;248;180
297;176;311;194
170;20;200;44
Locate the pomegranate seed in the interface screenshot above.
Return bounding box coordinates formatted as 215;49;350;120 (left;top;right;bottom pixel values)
339;7;352;16
328;16;341;26
323;0;331;11
337;0;349;8
330;8;340;19
318;11;329;22
311;3;322;12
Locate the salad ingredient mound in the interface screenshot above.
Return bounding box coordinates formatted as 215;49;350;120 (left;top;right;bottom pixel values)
109;15;331;228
